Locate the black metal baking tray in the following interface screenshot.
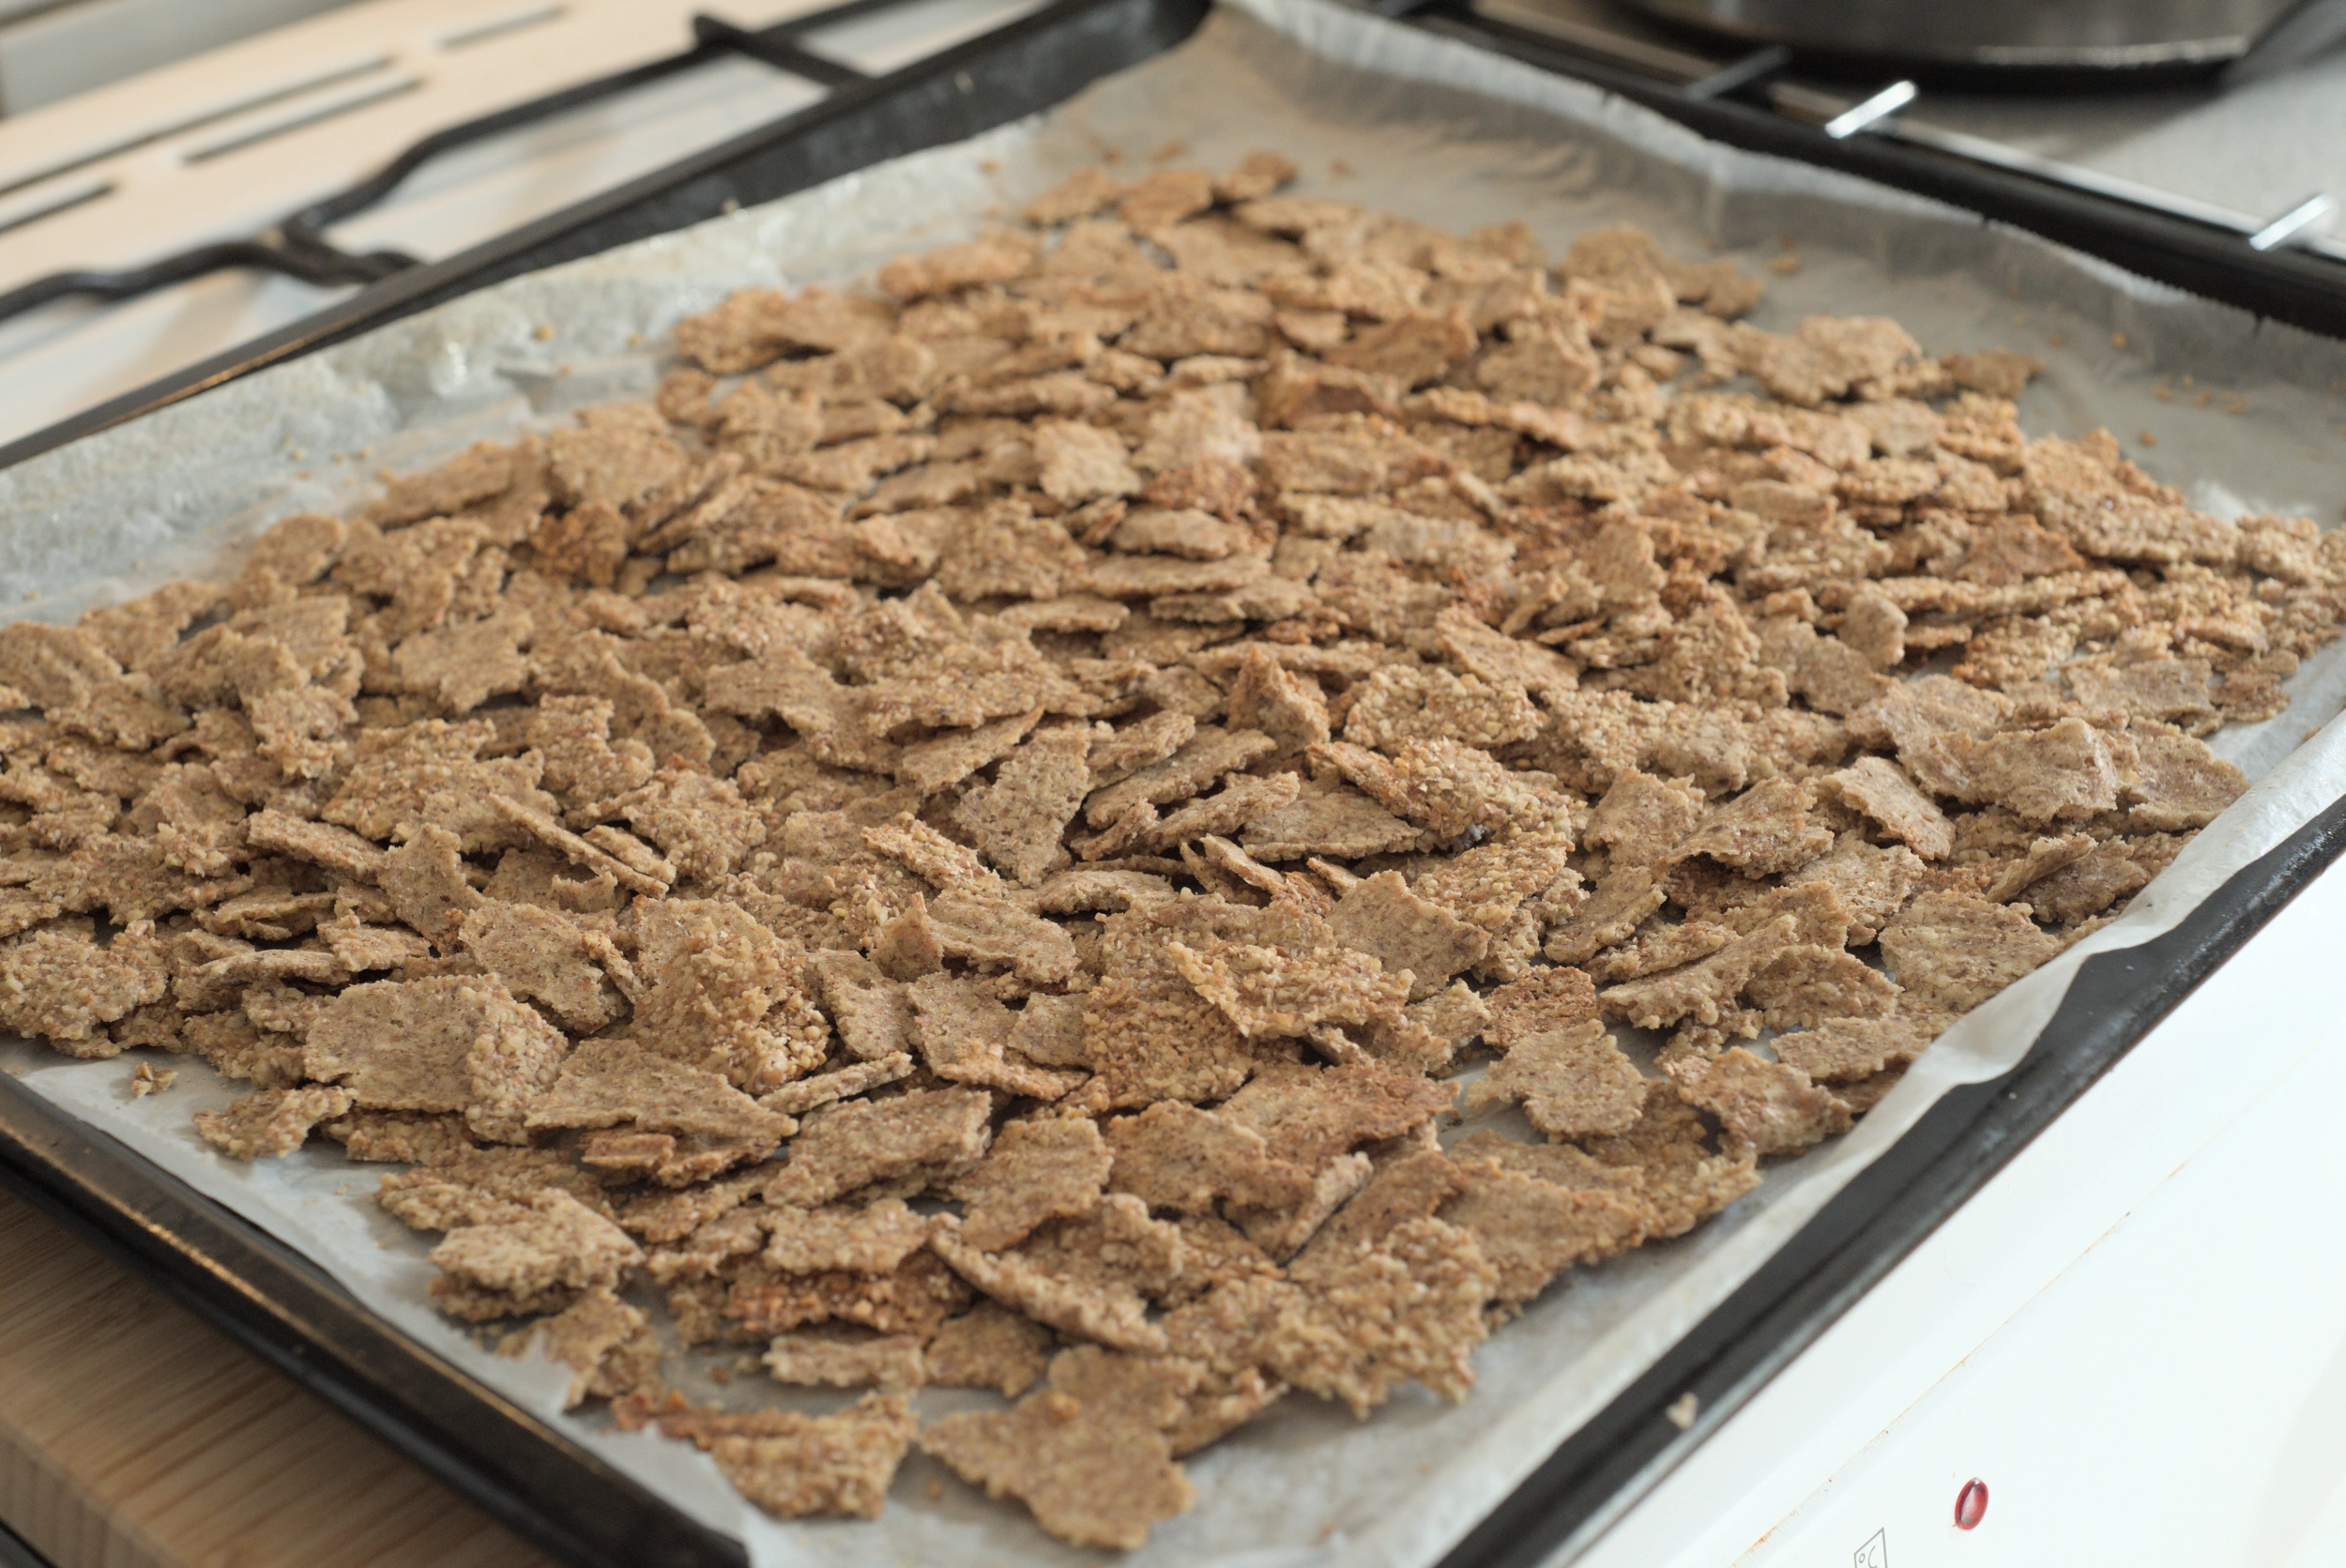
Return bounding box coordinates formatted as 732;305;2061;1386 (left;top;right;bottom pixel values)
5;1;2346;1565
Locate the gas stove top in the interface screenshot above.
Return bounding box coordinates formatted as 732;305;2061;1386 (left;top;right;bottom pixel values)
7;0;2346;457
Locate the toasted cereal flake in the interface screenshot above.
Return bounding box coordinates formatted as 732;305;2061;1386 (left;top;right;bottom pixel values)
376;1144;611;1230
1954;717;2122;821
457;901;617;1031
243;810;388;881
1318;738;1563;841
1481;967;1599;1052
582;1129;773;1187
764;1329;926;1390
2125;731;2247;830
1286;1147;1463;1280
953;723;1093;886
1575;1082;1760;1239
760;1051;916;1116
1983;833;2096;904
616;1171;765;1243
1743;945;1898;1030
1438;1158;1647;1302
0;921;167;1046
490;794;671;895
724;1248;971;1340
1104;1101;1312;1215
429;1189;644;1320
1342;665;1542;752
1324;871;1489;1001
501;1287;660;1408
1264;1215;1497;1416
1239;781;1424;861
378;826;483;949
528;1036;785;1141
628;898;830;1093
1588;920;1734;984
1828;755;1954;860
950;1116;1115;1251
1771;1003;1953;1083
1599;913;1796;1029
907;969;1084;1100
129;1060;176;1097
928;1207;1170;1354
920;1346;1198;1549
1167;937;1409;1040
931;892;1083;989
1669;779;1831;878
807;949;919;1061
193;1085;355;1160
1415;826;1576;932
1461;1017;1646;1138
1216;1059;1454;1167
316;915;433;974
1583;770;1705;869
1664;1048;1852;1156
1879;891;2063;1011
461;988;571;1146
305;974;534;1114
1085;726;1276;828
1544;864;1668;967
765;1088;993;1208
924;1302;1056;1397
706;1393;919;1521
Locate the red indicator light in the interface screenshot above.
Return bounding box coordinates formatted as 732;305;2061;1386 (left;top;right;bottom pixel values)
1955;1478;1988;1530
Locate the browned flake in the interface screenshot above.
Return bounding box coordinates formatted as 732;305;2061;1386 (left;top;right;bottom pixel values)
766;1088;993;1208
1743;945;1899;1030
428;1189;644;1320
500;1287;661;1408
1669;778;1832;878
1104;1100;1312;1215
919;1346;1198;1550
1597;913;1795;1029
1771;1002;1953;1083
1461;1017;1647;1139
1325;870;1489;1001
1583;769;1705;870
928;1201;1173;1354
2126;731;2247;831
0;921;167;1046
763;1328;926;1390
706;1393;919;1521
1827;755;1954;860
1438;1157;1647;1302
1545;863;1668;967
1665;1047;1853;1156
1878;891;2064;1012
950;1116;1114;1252
923;1301;1056;1397
193;1085;356;1159
1483;967;1600;1052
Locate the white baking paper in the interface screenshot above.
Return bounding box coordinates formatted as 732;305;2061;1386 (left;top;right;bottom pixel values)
6;2;2346;1564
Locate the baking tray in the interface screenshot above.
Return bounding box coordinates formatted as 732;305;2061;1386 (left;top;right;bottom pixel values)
7;2;2346;1565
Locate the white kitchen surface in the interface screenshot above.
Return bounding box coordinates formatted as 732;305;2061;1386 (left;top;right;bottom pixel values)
0;0;1042;451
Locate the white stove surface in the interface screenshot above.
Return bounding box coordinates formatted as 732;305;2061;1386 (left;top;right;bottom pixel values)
0;0;1041;450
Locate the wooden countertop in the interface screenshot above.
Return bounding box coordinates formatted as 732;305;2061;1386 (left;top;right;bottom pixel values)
0;1186;557;1568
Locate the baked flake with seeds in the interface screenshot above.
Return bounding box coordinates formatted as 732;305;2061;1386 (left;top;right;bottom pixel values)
0;145;2333;1551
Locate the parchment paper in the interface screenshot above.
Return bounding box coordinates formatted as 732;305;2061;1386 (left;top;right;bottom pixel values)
7;3;2346;1564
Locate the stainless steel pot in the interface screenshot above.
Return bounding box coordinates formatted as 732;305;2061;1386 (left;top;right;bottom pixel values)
1621;0;2312;69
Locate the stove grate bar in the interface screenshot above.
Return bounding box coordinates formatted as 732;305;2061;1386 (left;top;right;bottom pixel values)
0;1;904;327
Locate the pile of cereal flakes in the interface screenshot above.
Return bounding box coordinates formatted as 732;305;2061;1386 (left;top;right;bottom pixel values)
2;149;2339;1549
